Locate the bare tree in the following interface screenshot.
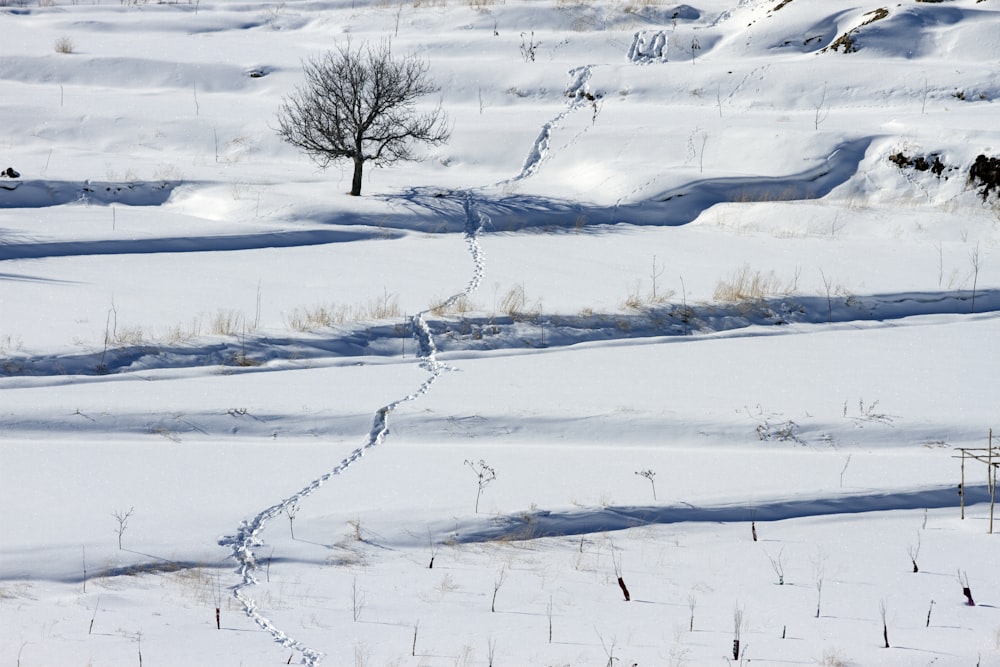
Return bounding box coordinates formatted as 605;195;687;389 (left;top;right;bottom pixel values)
112;506;135;550
491;565;507;612
276;40;450;196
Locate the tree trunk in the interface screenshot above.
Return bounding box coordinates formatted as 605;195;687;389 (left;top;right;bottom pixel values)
351;156;364;196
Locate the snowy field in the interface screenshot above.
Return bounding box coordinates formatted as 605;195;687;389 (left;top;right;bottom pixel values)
2;0;1000;665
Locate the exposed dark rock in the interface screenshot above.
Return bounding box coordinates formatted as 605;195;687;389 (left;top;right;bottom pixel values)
968;154;1000;201
889;153;950;178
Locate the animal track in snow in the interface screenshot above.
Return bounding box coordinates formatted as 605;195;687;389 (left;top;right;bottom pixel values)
509;65;596;183
219;194;488;665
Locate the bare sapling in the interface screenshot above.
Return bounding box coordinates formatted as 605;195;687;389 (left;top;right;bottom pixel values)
352;576;366;621
959;570;975;606
212;573;223;629
840;454;852;488
112;506;135;550
969;242;982;314
879;598;890;648
487;637;496;667
595;629;618;667
635;469;657;500
284;501;299;540
464;459;496;514
427;528;438;569
412;620;419;657
546;595;553;643
907;533;921;573
820;269;834;323
812;553;825;618
688;593;697;631
814;81;830;130
650;255;665;302
926;599;935;627
766;548;786;585
491;565;507;612
732;604;745;661
611;543;630;601
89;595;101;635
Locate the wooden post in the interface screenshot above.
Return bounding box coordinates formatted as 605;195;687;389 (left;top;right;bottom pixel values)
990;460;996;536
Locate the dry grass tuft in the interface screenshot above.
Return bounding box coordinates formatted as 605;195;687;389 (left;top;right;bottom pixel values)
713;264;798;304
286;294;402;331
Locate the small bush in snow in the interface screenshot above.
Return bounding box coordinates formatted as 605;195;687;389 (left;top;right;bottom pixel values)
54;35;74;54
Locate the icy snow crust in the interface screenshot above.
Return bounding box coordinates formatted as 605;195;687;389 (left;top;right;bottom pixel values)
2;0;1000;665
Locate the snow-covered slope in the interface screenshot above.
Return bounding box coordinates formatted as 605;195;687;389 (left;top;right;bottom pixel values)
1;1;999;665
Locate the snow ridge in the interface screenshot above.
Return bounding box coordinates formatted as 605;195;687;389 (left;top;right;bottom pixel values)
219;196;488;665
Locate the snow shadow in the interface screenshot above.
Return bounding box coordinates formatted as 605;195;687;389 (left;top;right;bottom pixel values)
449;484;989;544
0;179;179;208
391;137;874;232
2;289;998;379
0;228;398;261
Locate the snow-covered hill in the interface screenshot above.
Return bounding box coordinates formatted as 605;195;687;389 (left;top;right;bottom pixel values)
2;1;999;665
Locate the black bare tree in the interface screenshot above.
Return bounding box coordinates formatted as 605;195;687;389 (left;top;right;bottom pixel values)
276;40;450;196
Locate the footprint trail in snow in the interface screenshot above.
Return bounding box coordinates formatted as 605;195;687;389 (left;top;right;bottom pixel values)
508;65;596;182
219;195;488;666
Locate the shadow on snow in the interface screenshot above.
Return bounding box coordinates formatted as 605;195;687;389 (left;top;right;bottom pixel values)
1;289;998;380
448;484;990;544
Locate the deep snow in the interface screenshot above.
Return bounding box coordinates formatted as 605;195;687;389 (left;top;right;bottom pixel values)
2;0;999;665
